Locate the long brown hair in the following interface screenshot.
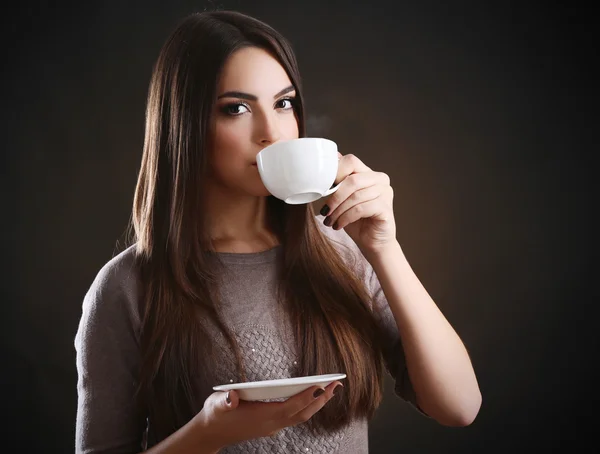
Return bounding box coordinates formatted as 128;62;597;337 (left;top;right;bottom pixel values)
130;10;386;439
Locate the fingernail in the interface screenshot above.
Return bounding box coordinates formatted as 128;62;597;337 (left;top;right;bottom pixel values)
333;384;344;395
332;221;339;230
226;391;231;404
323;217;332;227
320;205;330;216
313;388;325;398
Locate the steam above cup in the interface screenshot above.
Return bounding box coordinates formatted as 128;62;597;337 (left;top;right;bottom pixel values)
256;137;340;205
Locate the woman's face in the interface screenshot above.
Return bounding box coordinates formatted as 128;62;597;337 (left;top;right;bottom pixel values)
208;46;300;197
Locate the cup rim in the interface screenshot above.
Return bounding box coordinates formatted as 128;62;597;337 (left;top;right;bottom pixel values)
257;137;337;157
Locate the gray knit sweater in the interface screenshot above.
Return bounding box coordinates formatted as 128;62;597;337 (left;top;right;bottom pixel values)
75;216;419;453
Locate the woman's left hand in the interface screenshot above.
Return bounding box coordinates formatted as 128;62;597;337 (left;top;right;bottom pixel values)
318;153;396;255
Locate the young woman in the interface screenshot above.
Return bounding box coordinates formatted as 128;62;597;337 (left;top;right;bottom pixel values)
75;10;481;454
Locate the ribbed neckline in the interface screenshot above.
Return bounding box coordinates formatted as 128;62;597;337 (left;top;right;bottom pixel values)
215;245;282;265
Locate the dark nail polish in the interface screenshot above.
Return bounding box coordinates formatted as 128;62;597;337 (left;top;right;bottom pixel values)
333;385;344;395
332;221;339;230
323;216;332;227
313;388;325;398
226;391;231;404
320;205;330;216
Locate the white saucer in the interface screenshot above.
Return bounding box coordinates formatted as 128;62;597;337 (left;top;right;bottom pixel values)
213;373;347;401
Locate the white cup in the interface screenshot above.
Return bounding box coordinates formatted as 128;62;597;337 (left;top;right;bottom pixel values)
256;137;340;205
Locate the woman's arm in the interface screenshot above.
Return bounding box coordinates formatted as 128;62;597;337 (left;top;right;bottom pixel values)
317;152;482;427
141;416;218;454
364;240;482;426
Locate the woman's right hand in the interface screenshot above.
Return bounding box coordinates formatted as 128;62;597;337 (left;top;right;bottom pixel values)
195;380;344;451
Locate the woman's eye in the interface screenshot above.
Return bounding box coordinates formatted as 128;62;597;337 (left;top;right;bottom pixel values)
276;98;295;110
221;103;249;116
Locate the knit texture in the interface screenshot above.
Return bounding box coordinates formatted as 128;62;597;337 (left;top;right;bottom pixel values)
217;328;348;454
75;216;418;453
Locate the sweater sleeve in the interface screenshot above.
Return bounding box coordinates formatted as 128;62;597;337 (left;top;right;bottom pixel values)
74;246;147;453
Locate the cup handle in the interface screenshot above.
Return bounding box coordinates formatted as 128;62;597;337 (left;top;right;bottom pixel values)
322;183;340;198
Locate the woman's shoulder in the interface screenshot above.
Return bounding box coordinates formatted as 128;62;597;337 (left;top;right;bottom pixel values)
75;244;143;378
79;243;143;329
88;244;140;296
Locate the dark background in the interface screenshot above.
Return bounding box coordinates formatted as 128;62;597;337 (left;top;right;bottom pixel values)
2;0;595;452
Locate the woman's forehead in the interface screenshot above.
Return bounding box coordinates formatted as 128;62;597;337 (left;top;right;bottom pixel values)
217;47;294;98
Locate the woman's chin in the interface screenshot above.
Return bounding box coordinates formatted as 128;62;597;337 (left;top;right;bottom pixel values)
244;184;272;198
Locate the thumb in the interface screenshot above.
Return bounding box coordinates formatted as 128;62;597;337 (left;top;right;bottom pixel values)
219;390;239;412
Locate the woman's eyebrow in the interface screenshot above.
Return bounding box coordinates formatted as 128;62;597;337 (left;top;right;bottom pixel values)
273;85;295;99
217;85;295;101
217;91;257;101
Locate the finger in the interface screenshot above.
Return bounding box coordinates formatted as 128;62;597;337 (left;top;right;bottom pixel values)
321;171;386;217
320;381;344;400
334;154;371;185
217;390;239;413
289;381;344;426
333;199;388;231
287;381;342;418
277;382;335;423
324;185;381;228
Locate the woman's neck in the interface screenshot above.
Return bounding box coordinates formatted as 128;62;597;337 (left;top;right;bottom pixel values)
204;185;279;253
